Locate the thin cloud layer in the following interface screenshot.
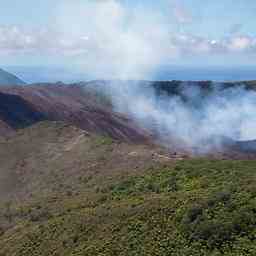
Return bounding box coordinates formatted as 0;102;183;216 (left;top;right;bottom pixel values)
1;25;255;56
0;0;255;77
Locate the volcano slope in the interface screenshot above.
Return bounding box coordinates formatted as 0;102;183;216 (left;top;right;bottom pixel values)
1;81;256;156
0;121;256;255
0;84;149;142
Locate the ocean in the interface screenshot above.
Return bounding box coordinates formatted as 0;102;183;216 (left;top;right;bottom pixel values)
4;66;256;84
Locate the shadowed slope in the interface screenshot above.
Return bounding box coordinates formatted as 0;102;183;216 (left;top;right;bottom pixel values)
0;84;150;143
0;91;46;135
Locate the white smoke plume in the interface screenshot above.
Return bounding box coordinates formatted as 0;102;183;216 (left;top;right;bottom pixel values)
56;0;175;79
87;81;256;153
56;0;256;153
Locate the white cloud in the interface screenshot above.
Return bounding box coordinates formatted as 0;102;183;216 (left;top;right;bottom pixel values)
0;0;256;76
171;33;256;55
1;25;256;58
227;36;253;51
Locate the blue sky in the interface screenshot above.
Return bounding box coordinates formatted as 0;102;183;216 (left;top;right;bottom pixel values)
2;0;255;36
1;0;256;79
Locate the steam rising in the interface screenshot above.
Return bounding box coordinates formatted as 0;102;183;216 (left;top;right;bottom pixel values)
57;0;174;79
89;82;256;153
58;0;256;153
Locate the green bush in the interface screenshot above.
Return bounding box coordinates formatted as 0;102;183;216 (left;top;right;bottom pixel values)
1;159;256;255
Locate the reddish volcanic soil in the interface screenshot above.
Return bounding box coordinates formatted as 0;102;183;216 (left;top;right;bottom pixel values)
0;84;150;143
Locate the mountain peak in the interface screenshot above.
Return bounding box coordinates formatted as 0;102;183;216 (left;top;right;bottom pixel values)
0;68;26;85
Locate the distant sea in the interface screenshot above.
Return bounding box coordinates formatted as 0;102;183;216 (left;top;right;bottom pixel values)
154;66;256;82
4;66;256;84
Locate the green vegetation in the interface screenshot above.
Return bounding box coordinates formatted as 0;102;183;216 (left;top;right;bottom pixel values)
94;135;114;146
0;158;256;255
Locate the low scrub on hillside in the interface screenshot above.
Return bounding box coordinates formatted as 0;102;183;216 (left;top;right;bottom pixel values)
0;159;255;255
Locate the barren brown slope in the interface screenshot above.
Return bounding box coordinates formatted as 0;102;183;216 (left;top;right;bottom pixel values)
0;84;150;143
0;120;176;202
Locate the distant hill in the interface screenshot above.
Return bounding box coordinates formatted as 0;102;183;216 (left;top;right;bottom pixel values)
0;68;25;85
0;84;150;142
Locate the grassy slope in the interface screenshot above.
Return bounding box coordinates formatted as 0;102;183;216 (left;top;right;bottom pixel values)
0;121;255;255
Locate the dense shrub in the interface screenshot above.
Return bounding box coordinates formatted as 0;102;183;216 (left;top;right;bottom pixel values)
1;159;256;255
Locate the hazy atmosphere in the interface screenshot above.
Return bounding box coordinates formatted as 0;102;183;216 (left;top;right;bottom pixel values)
1;1;256;255
1;0;256;81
